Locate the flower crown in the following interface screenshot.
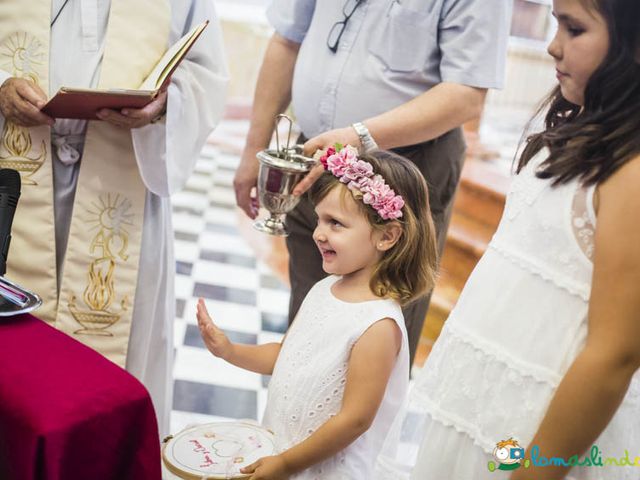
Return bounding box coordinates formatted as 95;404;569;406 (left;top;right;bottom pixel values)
319;144;404;220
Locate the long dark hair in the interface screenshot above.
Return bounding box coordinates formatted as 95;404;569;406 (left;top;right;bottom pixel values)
516;0;640;186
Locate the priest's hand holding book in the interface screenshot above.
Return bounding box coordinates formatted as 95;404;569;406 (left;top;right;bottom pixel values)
0;76;164;129
95;88;168;129
0;77;55;127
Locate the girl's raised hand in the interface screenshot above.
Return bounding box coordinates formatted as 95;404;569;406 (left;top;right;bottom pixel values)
196;298;233;360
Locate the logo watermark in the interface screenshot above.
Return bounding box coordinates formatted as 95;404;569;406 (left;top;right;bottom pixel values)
487;438;640;473
487;438;530;472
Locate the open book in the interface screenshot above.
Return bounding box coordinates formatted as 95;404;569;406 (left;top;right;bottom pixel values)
41;20;209;120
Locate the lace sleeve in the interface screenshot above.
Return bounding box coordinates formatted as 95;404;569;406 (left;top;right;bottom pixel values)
571;184;597;261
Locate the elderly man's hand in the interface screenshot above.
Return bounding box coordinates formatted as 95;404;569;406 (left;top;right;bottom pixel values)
292;126;361;196
234;145;261;219
0;77;55;127
96;90;168;129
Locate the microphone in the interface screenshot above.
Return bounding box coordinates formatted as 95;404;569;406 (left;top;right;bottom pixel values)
0;168;21;277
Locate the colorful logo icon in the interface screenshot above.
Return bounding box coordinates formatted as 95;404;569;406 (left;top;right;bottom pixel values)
487;438;531;472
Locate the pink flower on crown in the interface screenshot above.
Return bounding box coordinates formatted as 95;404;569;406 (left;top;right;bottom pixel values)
326;153;347;176
325;145;362;179
343;144;359;161
361;175;390;204
341;160;374;184
362;175;405;220
347;176;370;191
319;146;336;169
378;195;405;220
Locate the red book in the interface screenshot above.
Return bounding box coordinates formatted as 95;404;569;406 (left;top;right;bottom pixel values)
41;20;209;120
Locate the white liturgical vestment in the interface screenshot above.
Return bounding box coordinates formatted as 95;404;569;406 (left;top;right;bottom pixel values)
0;0;229;435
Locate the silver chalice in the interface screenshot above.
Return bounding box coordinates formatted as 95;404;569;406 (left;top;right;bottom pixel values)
253;115;316;237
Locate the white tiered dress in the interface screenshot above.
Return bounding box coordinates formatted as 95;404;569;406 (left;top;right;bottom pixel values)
263;275;409;480
375;151;640;480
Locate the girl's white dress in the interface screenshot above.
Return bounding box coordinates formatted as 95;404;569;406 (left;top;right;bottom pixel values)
263;275;409;479
375;151;640;480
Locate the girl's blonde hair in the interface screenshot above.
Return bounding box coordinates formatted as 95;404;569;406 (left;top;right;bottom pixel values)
309;150;438;305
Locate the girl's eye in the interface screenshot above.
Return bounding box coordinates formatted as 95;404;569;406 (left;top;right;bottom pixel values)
330;219;342;227
567;25;584;37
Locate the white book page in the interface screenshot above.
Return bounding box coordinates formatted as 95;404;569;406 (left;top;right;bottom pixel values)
139;20;208;91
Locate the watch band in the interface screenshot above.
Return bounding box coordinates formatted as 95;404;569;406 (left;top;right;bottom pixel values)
351;122;379;153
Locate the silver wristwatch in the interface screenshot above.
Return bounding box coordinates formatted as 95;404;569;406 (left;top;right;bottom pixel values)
351;122;379;153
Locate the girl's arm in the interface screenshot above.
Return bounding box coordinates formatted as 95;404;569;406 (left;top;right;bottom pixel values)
196;298;281;375
511;156;640;480
241;318;403;479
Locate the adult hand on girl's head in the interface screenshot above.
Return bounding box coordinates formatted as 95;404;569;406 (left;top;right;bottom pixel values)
302;126;361;158
240;454;290;479
293;126;361;196
196;298;233;360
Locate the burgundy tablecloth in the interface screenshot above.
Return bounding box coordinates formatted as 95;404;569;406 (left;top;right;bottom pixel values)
0;314;161;480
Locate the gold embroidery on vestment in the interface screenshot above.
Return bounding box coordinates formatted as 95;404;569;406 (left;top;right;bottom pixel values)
0;122;46;184
0;33;47;183
69;194;133;336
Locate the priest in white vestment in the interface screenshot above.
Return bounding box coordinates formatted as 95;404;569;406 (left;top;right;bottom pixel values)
0;0;229;436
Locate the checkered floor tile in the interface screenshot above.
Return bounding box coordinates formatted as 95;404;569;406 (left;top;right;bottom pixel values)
170;129;289;435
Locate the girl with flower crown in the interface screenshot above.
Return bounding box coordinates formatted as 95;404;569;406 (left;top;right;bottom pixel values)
196;147;438;479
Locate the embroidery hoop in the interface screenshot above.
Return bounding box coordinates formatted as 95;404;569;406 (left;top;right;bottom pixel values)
162;421;276;479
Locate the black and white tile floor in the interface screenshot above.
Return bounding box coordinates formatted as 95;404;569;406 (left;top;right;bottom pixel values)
169;119;289;434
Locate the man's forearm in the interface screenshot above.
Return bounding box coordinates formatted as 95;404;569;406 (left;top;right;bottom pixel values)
245;33;300;150
365;82;486;150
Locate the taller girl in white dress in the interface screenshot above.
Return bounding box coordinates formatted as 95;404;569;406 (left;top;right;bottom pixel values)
376;0;640;479
198;148;439;479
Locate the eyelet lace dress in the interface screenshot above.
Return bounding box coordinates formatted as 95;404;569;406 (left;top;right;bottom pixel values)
374;150;640;480
262;275;409;479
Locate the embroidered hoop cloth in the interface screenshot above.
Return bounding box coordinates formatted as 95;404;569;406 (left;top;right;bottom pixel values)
162;422;275;479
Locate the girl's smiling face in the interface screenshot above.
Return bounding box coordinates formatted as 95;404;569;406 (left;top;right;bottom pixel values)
312;186;383;280
548;0;610;105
